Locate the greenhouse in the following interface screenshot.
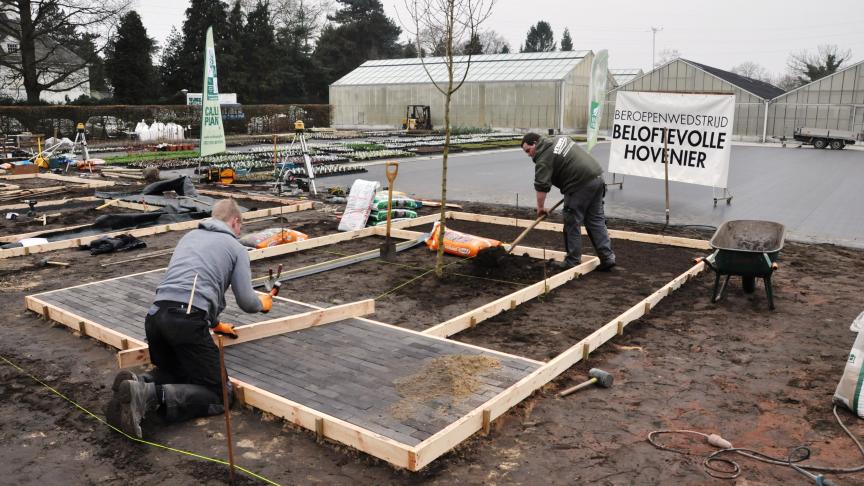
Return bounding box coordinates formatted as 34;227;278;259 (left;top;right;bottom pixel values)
330;51;607;132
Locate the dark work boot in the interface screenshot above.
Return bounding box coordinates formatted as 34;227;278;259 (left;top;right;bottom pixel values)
111;370;139;392
106;370;139;430
112;381;159;439
597;259;617;272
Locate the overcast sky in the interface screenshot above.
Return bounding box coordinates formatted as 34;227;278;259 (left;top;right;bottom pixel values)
135;0;864;78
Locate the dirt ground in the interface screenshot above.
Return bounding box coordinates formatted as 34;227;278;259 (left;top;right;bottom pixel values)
2;194;864;485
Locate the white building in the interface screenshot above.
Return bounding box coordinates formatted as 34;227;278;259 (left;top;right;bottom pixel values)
0;15;91;103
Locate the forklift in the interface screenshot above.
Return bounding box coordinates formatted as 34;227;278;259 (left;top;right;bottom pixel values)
402;105;432;131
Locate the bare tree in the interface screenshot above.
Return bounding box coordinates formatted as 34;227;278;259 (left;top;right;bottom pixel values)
401;0;494;277
773;72;800;92
787;44;851;85
730;61;772;83
476;29;508;54
0;0;129;103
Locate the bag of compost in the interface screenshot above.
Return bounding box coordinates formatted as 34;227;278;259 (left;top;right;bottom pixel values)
367;209;418;225
239;228;308;249
425;221;501;258
833;310;864;417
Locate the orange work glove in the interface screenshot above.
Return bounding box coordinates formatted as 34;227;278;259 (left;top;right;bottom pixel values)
259;293;272;313
212;322;238;339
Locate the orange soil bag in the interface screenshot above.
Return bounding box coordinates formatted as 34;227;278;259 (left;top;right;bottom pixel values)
240;228;309;249
425;221;502;258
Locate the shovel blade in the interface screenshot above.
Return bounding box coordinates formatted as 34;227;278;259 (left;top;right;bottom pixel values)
380;240;397;261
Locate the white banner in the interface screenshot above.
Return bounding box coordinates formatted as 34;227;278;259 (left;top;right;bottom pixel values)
608;91;735;188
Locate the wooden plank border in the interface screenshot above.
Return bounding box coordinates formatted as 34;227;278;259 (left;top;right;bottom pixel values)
445;211;712;250
0;195;99;211
410;261;707;470
24;295;147;351
0;172;115;187
117;299;376;368
0;201;314;258
422;257;600;338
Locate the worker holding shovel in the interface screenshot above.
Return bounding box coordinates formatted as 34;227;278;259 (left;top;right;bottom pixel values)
521;133;616;271
106;199;272;439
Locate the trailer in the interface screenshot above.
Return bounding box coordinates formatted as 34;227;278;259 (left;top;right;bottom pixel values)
793;127;863;149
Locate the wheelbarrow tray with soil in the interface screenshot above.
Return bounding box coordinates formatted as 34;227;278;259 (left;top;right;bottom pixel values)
702;220;786;310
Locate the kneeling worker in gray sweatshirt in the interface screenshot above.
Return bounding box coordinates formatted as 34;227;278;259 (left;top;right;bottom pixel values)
107;198;272;438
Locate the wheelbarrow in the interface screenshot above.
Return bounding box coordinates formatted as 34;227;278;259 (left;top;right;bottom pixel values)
701;220;786;310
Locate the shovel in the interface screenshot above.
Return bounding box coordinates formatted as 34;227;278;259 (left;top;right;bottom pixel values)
475;198;565;268
379;161;399;260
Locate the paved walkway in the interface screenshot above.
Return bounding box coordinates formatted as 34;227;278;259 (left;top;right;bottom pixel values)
323;143;864;248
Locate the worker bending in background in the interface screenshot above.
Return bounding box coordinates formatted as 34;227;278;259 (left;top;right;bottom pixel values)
521;132;616;271
107;199;272;438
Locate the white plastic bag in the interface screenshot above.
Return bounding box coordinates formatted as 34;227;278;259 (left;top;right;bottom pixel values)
834;311;864;418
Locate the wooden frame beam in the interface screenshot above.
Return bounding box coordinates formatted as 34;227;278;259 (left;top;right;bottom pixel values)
0;172;115;187
422;256;599;338
0;202;314;258
0;196;99;211
117;299;376;368
410;261;706;470
446;211;712;250
24;212;707;472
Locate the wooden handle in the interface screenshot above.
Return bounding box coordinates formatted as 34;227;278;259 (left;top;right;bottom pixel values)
385;161;399;184
384;162;398;237
507;199;564;252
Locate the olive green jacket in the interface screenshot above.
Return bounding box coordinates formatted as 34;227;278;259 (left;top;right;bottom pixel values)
532;136;603;194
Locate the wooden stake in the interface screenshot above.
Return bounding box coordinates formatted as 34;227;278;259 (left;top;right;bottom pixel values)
217;336;236;483
482;409;491;436
616;321;624;336
582;343;590;360
315;417;325;442
186;273;198;314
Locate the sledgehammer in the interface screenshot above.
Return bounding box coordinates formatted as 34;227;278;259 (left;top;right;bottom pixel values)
557;368;613;397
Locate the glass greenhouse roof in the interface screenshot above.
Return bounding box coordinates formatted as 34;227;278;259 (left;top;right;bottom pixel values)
332;51;590;86
609;69;643;85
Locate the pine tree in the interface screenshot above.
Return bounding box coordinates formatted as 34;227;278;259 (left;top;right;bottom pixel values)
560;28;573;51
523;21;556;52
159;27;186;100
242;1;279;102
220;1;246;96
462;33;483;55
105;11;156;103
274;0;320;101
177;0;230;96
500;44;510;54
312;0;401;100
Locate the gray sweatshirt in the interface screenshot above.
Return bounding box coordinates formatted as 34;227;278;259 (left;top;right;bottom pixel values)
155;218;262;325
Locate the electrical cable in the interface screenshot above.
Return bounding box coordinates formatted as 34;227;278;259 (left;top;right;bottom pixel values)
648;405;864;484
0;354;281;486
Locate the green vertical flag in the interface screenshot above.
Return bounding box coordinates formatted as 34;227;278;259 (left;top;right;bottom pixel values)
199;26;226;157
587;49;608;153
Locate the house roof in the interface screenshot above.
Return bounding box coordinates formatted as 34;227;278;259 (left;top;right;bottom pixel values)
683;59;785;100
0;15;86;66
332;51;591;86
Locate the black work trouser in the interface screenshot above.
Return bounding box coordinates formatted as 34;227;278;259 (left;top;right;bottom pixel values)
562;176;616;266
144;301;232;423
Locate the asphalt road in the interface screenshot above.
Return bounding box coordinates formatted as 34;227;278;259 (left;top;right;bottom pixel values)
320;143;864;248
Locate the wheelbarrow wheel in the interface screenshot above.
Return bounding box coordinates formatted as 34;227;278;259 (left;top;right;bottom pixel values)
742;276;756;294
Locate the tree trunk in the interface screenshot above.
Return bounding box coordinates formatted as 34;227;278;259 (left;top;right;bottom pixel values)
435;4;456;279
17;0;42;103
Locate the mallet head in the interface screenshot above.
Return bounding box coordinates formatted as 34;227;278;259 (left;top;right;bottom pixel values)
588;368;613;388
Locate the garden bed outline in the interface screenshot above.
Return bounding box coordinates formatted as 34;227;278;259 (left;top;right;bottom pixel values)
24;213;709;471
0;201;315;258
